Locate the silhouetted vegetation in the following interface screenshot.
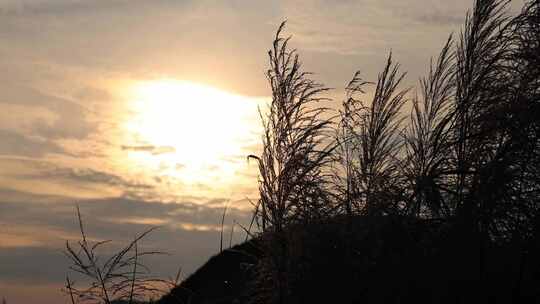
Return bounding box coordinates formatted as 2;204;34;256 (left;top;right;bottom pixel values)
235;1;539;302
63;206;179;304
67;0;540;303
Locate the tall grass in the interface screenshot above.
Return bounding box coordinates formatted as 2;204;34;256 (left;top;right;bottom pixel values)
247;21;336;304
249;22;335;233
63;206;178;304
337;54;409;216
252;0;540;239
402;36;455;218
248;0;540;302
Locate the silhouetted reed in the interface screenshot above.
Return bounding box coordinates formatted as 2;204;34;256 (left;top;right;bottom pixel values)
335;54;409;217
249;22;335;233
63;206;178;304
246;0;540;303
247;21;337;304
402;36;455;219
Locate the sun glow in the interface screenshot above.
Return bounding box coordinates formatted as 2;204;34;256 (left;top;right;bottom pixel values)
123;79;262;187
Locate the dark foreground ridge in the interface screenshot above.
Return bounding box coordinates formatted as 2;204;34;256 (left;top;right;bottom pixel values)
158;215;540;304
159;238;261;304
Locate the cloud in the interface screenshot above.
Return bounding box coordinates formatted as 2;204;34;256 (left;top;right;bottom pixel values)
0;187;72;204
0;192;252;247
0;157;162;202
121;145;176;155
0;193;254;287
74;86;113;104
273;0;480;87
414;12;465;26
0;0;190;16
0;84;96;143
44;167;154;189
0;0;278;95
0;129;64;157
0;247;67;284
0;157;152;190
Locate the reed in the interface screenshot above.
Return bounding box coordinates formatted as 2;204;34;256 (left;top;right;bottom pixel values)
63;206;178;304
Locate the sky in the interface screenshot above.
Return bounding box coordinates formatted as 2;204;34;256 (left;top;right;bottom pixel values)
0;0;524;303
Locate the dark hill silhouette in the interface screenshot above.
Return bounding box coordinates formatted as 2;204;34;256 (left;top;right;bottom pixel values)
158;215;540;304
158;239;261;304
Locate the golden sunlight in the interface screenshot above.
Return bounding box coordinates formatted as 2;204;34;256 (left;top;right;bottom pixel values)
122;79;262;187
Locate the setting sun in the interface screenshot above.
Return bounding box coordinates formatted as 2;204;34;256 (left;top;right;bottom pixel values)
122;79;262;185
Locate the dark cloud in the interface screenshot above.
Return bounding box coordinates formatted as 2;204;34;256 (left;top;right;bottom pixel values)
0;193;253;286
76;197;252;231
0;158;153;191
121;145;176;155
0;193;252;245
46;167;155;189
0;187;71;204
0;247;66;284
121;145;156;152
205;198;228;208
415;12;464;26
0;129;65;157
74;86;113;104
0;84;96;140
0;0;192;16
